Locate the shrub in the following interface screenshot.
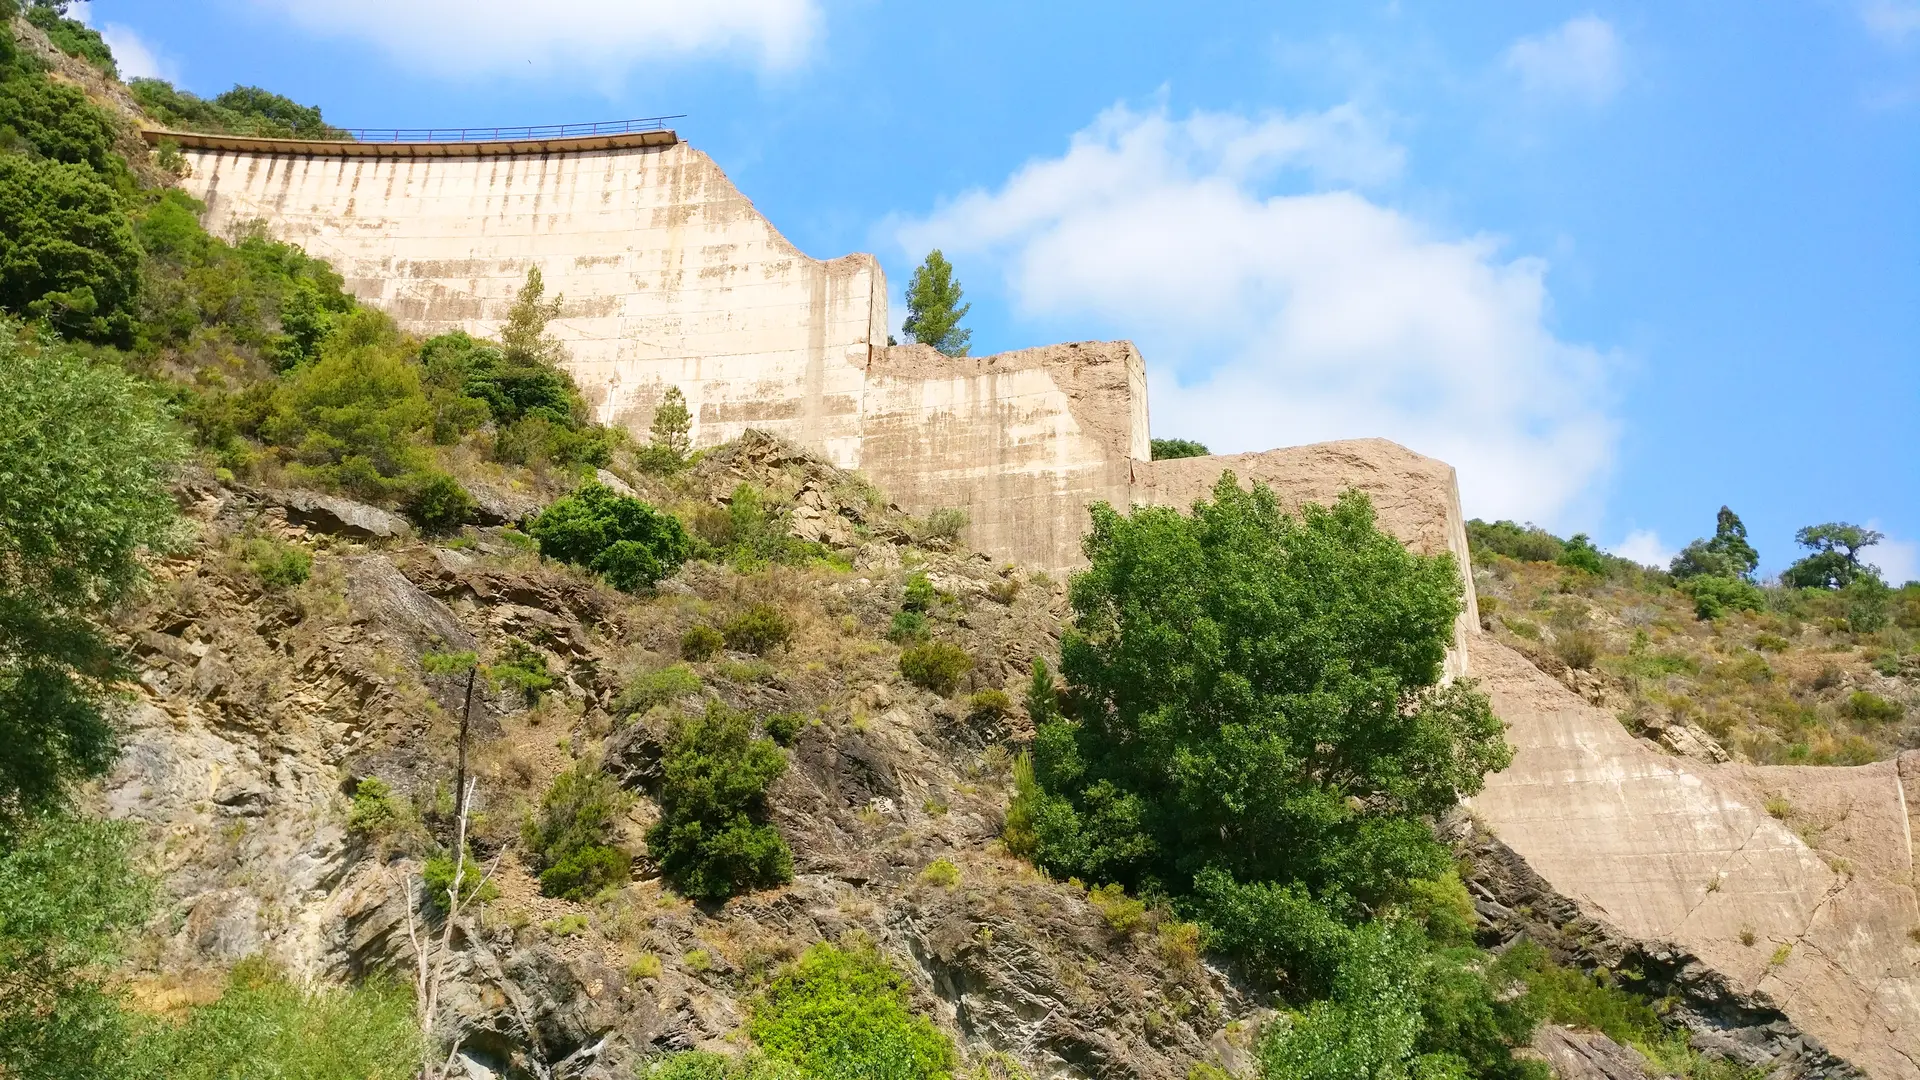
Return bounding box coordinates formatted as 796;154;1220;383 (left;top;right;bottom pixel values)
764;712;804;746
1552;629;1600;671
1680;574;1766;620
1753;632;1791;652
1150;438;1210;460
920;858;961;887
0;155;140;341
618;664;703;715
1842;691;1903;725
527;481;691;591
641;1051;802;1080
522;759;631;900
403;471;474;535
1557;533;1607;575
966;688;1013;722
723;604;794;655
346;777;405;836
887;609;930;643
1466;519;1563;564
918;507;969;544
681;624;725;661
647;701;792;901
1087;882;1148;935
24;6;117;75
749;941;957;1080
539;844;629;901
900;642;973;696
902;571;937;612
421;847;499;911
489;640;555;705
1495;941;1660;1048
129;80;350;140
245;537;311;590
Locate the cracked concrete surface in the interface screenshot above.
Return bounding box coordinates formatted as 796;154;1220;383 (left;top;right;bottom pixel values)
1468;637;1920;1079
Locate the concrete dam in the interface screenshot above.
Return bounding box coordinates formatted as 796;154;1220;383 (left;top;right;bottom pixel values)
150;124;1920;1077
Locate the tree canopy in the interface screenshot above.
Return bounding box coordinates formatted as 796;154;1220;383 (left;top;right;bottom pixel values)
1149;437;1210;460
1783;522;1883;590
901;249;971;357
1669;506;1759;582
0;333;184;837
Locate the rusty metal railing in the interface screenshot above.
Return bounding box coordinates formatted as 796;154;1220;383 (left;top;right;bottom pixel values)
338;115;685;143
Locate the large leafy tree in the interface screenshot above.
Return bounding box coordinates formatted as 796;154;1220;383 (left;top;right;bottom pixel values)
0;156;140;342
1026;478;1507;915
0;332;184;837
1669;505;1760;581
1782;522;1883;590
901;249;971;357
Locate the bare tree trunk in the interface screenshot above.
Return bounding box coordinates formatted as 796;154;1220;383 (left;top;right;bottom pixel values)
453;667;475;826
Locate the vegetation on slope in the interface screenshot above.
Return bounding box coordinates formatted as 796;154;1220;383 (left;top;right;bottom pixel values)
1469;510;1918;763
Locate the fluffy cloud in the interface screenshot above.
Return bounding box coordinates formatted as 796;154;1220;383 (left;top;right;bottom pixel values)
1611;529;1673;570
1862;1;1920;45
99;23;174;80
1504;16;1623;104
1867;526;1918;585
248;0;819;76
894;104;1616;527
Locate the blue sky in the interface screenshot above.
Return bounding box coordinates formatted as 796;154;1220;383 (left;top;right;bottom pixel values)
88;1;1919;581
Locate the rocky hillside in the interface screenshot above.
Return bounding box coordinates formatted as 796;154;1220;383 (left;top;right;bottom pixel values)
103;431;1271;1079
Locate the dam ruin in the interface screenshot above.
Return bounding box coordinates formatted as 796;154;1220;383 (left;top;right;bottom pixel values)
146;122;1919;1077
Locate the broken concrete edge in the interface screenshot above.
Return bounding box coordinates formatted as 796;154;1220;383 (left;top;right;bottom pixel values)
1446;813;1869;1080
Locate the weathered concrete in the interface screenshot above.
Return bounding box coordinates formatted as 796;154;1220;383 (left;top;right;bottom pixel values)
1467;637;1920;1079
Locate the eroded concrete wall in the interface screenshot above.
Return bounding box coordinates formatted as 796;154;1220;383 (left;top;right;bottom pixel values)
1468;638;1920;1078
172;139;883;459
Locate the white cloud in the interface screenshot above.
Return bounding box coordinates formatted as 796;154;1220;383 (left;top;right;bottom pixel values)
1867;524;1918;585
1862;1;1920;45
99;23;174;81
247;0;820;77
1504;16;1623;105
894;103;1616;528
1611;529;1673;570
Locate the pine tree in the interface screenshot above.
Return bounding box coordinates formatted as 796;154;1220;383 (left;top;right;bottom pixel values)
902;250;972;357
650;386;691;457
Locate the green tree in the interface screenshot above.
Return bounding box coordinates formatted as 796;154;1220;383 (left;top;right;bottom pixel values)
1021;478;1508;938
0;334;184;836
1150;438;1210;460
129;79;350;140
647;701;791;902
261;310;430;496
521;760;630;900
0;34;124;175
22;4;116;76
637;385;693;473
0;815;153;1080
1556;533;1606;575
1782;522;1883;590
0;156;140;342
527;481;691;591
902;249;971;357
1669;506;1760;581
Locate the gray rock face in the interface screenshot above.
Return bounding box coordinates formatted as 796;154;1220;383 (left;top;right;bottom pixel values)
1531;1026;1658;1080
268;488;413;539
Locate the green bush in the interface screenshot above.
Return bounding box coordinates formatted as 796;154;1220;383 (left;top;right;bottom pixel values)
0;155;140;341
421;846;499;911
617;663;703;714
489;640;555;705
1150;438;1210;460
403;471;474;535
722;603;794;655
0;36;124;174
966;688;1013;721
125;959;421;1080
887;609;930;643
902;571;936;612
1669;507;1759;581
522;760;631;900
647;701;791;901
1557;533;1606;575
130;79;350;140
681;624;725;661
24;6;117;75
1842;691;1903;725
262;311;431;496
1465;519;1563;564
538;843;629;901
346;777;404;836
900;641;973;696
749;941;957;1080
244;537;311;590
527;481;691;591
764;712;804;746
919;507;969;544
1679;575;1765;621
641;1051;802;1080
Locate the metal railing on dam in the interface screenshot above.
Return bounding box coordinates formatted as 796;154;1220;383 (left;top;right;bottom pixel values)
337;115;686;143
